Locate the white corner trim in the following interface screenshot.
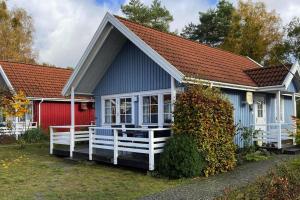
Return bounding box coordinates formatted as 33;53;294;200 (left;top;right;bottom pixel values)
282;61;300;90
247;56;263;68
62;12;184;96
0;65;15;93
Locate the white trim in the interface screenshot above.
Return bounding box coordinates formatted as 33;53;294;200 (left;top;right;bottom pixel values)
62;12;184;96
0;65;15;92
282;61;300;89
247;57;264;68
27;97;94;103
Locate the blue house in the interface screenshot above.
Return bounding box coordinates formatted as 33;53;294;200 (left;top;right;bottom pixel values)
50;13;300;170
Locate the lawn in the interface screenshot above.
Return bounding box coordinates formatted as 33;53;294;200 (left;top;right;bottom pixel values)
0;144;187;200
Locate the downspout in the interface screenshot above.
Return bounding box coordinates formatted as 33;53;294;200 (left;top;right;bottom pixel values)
38;98;44;127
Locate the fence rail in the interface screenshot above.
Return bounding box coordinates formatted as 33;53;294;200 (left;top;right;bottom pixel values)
251;123;295;148
0;121;37;139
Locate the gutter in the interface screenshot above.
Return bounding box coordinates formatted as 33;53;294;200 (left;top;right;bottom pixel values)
38;98;44;127
27;97;94;103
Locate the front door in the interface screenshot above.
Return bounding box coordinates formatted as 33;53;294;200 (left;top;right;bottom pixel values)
254;95;267;131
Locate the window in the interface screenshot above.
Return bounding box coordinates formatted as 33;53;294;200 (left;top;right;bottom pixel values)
104;99;116;124
257;101;263;118
143;95;158;124
120;98;132;124
163;94;172;124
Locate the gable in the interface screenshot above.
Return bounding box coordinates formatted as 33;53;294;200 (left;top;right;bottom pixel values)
287;78;299;93
94;41;171;96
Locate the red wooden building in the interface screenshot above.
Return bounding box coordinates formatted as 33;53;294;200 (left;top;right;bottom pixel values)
0;61;95;130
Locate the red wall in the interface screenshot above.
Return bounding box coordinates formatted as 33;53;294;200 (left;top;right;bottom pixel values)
33;101;95;131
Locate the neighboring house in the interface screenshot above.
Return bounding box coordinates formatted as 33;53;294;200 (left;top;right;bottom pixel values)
0;61;95;132
51;13;300;170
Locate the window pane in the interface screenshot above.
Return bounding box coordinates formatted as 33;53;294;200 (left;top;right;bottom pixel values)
143;114;150;123
151;96;158;104
151;114;158;123
143;96;150;105
151;105;158;113
120;115;125;123
126;115;132;123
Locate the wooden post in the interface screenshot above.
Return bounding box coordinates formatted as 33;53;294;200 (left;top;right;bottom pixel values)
70;86;75;158
292;93;297;145
50;127;53;155
276;91;282;149
113;129;118;165
171;77;176;122
148;130;154;171
89;127;93;161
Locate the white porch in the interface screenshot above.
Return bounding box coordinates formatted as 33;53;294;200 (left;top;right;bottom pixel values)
50;126;171;170
252;91;298;149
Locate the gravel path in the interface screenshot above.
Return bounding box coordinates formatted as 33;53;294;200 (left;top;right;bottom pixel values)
140;154;299;200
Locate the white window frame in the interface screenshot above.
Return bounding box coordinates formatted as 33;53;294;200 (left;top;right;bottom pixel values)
100;88;182;127
101;96;135;126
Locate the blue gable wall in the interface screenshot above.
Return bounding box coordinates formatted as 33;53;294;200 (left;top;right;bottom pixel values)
287;79;298;93
93;41;172;126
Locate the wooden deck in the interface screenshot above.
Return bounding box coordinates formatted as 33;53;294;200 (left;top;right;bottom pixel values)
52;146;160;170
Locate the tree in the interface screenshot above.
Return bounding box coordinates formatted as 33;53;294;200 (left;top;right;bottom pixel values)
0;0;36;63
181;0;234;46
221;0;283;64
285;17;300;60
121;0;173;32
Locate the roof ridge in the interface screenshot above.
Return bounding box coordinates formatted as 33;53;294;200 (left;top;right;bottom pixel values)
114;15;259;65
0;60;73;71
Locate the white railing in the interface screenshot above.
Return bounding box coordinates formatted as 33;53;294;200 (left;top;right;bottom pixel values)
49;125;94;157
88;127;171;170
0;121;38;139
252;123;295;149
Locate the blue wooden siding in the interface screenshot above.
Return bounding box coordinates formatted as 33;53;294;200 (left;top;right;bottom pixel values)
222;89;253;147
287;79;298;93
284;96;293;123
93;41;172;126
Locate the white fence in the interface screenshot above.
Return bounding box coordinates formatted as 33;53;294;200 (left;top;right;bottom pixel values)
88;127;171;170
0;121;38;139
50;126;171;170
50;125;92;157
252;123;295;148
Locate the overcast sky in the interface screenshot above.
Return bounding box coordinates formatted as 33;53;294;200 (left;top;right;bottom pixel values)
6;0;300;68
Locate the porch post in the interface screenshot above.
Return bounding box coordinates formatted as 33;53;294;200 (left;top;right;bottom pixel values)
292;93;297;145
50;127;53;154
171;77;176;122
113;129;118;165
276;91;282;149
70;86;75;158
292;93;297;117
89;127;93;160
148;130;154;171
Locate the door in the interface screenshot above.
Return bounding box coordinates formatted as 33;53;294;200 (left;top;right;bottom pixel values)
254;95;267;131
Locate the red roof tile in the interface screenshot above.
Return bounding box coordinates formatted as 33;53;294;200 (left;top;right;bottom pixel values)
115;16;260;87
245;64;291;87
0;61;73;98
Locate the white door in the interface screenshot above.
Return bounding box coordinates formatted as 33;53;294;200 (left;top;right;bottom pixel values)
254;95;267;131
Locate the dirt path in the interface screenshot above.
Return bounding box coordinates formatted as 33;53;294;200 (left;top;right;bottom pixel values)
140;154;298;200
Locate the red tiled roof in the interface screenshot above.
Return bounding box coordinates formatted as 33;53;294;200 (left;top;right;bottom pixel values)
0;61;73;98
115;16;260;87
245;64;292;87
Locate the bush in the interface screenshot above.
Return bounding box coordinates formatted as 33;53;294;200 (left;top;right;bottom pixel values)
20;128;48;143
173;85;236;176
158;134;206;179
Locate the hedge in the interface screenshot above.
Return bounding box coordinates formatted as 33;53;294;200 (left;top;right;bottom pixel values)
173;85;236;176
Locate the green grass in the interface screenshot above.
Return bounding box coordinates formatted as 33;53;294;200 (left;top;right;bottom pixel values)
0;144;187;200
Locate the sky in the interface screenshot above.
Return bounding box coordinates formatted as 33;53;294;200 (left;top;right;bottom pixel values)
6;0;300;68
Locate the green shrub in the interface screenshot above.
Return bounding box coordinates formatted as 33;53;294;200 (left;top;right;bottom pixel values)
20;128;48;143
173;85;236;176
158;134;206;179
